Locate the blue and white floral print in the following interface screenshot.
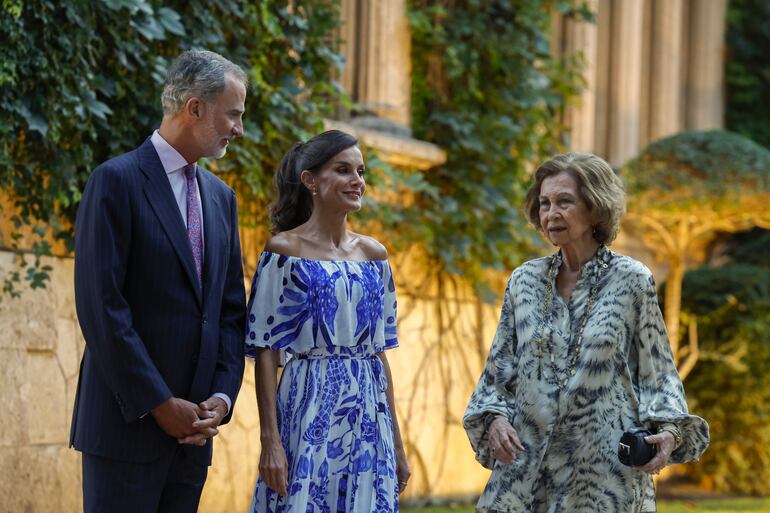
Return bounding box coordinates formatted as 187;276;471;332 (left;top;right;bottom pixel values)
246;251;400;513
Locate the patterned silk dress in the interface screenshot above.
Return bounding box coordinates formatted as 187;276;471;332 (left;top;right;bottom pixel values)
245;251;400;513
464;246;709;513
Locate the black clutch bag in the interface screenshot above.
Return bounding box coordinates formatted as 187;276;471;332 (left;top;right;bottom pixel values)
618;427;657;466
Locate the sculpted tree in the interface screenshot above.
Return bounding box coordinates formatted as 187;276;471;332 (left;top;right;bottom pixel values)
621;131;770;379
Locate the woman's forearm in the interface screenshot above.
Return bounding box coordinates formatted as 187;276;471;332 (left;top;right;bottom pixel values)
377;352;405;450
255;348;281;440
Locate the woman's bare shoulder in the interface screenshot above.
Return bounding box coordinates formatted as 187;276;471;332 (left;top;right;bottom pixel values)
264;232;302;256
353;234;388;261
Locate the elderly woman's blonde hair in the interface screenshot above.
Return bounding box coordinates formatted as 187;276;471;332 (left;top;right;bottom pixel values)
524;152;626;245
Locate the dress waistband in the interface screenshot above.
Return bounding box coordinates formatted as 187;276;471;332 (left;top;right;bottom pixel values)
291;347;379;360
288;347;387;391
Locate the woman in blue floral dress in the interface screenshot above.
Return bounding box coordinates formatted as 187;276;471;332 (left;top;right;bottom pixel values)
245;130;410;513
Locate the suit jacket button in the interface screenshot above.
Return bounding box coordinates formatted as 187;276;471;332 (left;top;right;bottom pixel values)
191;354;198;364
202;315;207;325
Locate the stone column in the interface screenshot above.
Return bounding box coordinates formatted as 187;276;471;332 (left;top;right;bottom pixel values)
686;0;727;130
564;0;599;152
357;0;412;129
639;0;652;149
593;0;612;158
338;0;358;99
607;0;645;166
648;0;685;143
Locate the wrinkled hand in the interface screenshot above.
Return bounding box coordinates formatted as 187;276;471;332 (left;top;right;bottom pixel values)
177;396;228;446
151;397;203;439
259;435;289;496
488;416;525;464
396;446;411;494
636;431;676;474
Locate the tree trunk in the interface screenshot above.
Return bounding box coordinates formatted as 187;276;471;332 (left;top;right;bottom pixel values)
677;315;700;380
664;258;685;365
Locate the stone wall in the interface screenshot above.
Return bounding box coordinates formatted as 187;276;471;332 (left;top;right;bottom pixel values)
0;252;83;512
0;249;496;511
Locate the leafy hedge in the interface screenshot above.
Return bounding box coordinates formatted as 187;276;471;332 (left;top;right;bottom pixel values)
622;130;770;199
682;230;770;494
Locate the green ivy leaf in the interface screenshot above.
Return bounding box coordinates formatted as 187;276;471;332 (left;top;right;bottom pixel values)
156;7;185;36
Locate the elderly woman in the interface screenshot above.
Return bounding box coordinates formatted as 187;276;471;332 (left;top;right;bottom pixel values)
464;153;709;513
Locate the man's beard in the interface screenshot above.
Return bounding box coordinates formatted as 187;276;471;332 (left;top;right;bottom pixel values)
199;119;227;159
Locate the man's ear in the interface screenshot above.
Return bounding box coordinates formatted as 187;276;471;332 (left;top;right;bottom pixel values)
185;97;204;119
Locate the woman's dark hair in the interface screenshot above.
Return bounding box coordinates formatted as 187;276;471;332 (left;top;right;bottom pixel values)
269;130;359;233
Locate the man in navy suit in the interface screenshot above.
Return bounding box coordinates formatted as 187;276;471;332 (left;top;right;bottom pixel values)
70;50;247;513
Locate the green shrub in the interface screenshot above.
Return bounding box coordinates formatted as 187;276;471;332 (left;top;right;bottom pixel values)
682;231;770;494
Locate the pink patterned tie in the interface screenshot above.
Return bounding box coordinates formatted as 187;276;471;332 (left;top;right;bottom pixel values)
184;163;202;285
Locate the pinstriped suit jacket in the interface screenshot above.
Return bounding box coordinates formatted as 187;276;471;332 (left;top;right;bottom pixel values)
70;137;246;465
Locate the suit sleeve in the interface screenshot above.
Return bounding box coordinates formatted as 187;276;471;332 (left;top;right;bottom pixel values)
210;189;246;424
74;164;172;423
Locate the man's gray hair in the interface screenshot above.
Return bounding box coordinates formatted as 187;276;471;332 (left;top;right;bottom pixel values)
161;49;248;115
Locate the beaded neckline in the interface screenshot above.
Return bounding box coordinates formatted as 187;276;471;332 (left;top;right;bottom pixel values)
535;245;611;389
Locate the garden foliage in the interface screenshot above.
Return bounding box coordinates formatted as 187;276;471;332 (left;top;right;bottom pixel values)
0;0;346;294
1;0;585;299
407;0;587;288
682;230;770;494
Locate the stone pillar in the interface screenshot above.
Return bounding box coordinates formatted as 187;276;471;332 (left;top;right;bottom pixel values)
607;0;645;166
686;0;727;130
648;0;685;143
593;0;612;158
564;0;599;152
338;0;358;100
357;0;412;129
639;0;652;149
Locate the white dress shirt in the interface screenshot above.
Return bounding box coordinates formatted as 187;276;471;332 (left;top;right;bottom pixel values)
149;130;230;415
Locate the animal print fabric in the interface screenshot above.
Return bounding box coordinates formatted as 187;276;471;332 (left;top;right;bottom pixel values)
464;246;709;513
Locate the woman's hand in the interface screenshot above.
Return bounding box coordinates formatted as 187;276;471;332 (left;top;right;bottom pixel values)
487;416;525;464
395;446;411;494
636;431;676;474
259;435;289;496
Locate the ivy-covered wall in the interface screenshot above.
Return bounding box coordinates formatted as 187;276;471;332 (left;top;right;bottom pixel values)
1;0;586;300
407;0;586;293
0;0;347;294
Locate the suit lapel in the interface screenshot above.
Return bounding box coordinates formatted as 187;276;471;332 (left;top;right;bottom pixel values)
137;139;203;306
197;169;220;308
